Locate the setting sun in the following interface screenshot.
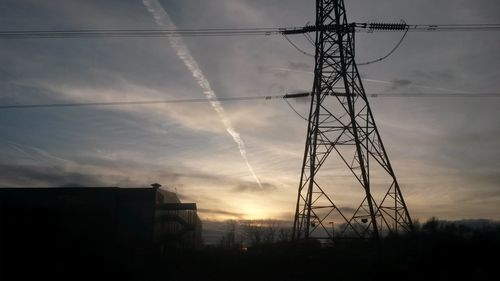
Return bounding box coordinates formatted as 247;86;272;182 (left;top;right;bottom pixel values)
238;202;271;220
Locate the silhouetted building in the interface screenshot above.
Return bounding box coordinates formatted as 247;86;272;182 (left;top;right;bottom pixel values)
0;187;157;280
0;186;201;280
154;188;202;250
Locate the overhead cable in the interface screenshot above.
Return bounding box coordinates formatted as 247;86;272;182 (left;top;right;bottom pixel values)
2;92;500;110
282;34;315;57
358;24;409;66
0;95;284;109
0;27;283;39
1;23;499;39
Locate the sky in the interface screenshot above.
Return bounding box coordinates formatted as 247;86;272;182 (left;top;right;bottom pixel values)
1;0;499;231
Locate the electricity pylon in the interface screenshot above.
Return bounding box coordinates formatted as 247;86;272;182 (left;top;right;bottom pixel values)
292;0;412;241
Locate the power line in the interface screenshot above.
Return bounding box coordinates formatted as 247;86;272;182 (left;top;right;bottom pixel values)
1;92;499;110
1;23;499;39
0;95;284;109
282;23;500;34
369;93;500;98
358;26;409;66
366;23;500;33
303;33;315;46
0;92;308;110
0;27;283;39
0;95;286;109
282;34;315;57
284;98;308;121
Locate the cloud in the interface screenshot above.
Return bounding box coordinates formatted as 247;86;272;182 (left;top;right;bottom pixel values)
388;79;412;91
233;182;278;193
0;164;106;187
15;77;229;136
339;206;357;213
288;61;312;71
198;208;245;219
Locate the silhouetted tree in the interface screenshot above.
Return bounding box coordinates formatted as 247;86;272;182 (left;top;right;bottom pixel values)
242;220;263;246
277;226;292;242
219;220;240;249
422;216;440;233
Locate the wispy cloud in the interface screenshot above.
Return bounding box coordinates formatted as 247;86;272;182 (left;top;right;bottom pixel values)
0;164;105;187
143;0;262;189
363;78;471;94
234;182;278;193
198;208;245;219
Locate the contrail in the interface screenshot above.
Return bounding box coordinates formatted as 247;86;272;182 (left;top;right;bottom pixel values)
272;67;470;94
143;0;262;188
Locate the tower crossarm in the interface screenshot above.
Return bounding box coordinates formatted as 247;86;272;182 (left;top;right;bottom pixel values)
281;22;407;35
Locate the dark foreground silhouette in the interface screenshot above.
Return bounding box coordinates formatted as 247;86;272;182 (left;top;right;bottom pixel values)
1;220;498;281
158;225;498;281
0;188;497;280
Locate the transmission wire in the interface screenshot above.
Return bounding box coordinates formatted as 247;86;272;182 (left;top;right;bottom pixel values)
284;98;309;121
1;23;499;40
1;92;500;110
358;26;409;66
0;95;284;110
303;33;315;46
282;34;315;57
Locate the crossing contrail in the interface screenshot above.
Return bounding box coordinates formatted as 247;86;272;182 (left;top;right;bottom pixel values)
143;0;262;188
272;68;470;94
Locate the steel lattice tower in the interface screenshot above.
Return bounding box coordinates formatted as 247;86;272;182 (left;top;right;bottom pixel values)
292;0;412;240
